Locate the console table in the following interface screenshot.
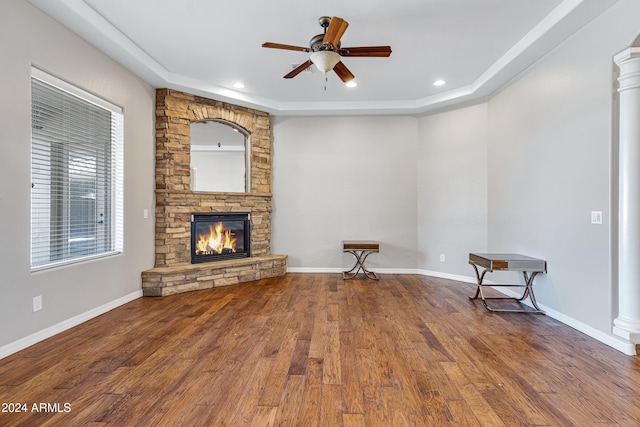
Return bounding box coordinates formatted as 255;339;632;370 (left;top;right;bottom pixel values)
468;253;546;314
343;240;379;280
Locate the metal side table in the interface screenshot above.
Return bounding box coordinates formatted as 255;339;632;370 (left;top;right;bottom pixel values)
343;240;379;280
468;253;546;314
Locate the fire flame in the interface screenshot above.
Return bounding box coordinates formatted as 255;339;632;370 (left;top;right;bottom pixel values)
195;222;237;255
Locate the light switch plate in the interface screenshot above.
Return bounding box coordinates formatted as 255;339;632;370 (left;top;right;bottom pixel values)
591;211;603;224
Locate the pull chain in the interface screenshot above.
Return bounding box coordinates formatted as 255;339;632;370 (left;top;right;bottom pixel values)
324;74;328;91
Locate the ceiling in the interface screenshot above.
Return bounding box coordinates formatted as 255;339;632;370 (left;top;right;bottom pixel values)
28;0;618;116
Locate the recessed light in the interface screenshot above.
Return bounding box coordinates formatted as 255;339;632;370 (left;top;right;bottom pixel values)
433;79;446;87
233;82;245;89
346;81;357;88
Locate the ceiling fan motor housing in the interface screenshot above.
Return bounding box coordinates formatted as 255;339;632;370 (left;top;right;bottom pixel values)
310;33;340;51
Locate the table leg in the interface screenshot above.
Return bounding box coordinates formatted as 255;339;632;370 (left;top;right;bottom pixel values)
469;263;487;305
469;264;545;314
343;250;379;280
519;271;544;313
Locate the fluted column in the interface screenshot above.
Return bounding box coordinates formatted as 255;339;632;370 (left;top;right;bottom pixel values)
614;47;640;342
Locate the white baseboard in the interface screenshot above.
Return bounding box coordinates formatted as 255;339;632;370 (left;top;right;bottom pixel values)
286;267;344;273
286;267;636;355
0;290;142;360
415;269;478;284
375;267;421;275
287;267;424;275
494;287;636;355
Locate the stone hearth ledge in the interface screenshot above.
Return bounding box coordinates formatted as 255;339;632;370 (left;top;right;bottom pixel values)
141;255;287;297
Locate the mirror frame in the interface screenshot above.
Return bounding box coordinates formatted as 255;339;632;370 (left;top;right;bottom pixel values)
190;118;251;193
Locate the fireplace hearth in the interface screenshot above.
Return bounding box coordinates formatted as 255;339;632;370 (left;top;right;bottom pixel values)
191;212;250;264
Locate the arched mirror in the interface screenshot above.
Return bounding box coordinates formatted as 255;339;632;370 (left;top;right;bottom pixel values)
190;120;250;192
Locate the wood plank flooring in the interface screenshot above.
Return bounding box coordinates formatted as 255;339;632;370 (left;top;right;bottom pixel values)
1;273;640;426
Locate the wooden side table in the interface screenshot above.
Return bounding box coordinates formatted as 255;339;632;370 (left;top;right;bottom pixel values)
468;253;547;314
343;240;379;280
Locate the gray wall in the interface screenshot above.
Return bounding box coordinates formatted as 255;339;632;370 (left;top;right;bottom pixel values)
272;116;419;271
271;107;489;279
486;0;640;334
417;104;489;277
0;1;155;352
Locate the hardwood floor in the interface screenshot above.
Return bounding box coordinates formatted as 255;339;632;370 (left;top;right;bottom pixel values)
1;273;640;426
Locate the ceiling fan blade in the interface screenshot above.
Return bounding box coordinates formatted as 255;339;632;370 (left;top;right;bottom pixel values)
284;60;313;79
340;46;392;57
262;42;311;52
323;17;349;48
333;61;355;83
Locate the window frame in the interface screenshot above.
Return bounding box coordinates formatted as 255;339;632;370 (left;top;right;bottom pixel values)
30;67;124;271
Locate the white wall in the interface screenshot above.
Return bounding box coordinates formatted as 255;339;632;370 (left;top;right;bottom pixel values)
272;116;419;271
0;1;155;354
417;104;489;277
487;0;640;335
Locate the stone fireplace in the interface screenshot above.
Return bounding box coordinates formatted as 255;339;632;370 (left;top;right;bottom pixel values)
141;89;287;296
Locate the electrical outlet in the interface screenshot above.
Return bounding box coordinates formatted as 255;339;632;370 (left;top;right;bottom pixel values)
439;254;446;262
33;295;42;312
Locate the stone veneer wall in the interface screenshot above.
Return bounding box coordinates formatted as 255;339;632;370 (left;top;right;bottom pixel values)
142;89;286;296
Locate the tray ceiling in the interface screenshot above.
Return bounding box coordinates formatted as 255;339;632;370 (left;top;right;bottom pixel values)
28;0;618;115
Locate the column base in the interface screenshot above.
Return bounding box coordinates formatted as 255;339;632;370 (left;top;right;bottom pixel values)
613;317;640;342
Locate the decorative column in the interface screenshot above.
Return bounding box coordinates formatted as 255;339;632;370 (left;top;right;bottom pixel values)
614;47;640;342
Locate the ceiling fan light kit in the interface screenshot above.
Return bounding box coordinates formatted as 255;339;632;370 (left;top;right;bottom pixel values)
262;16;391;83
310;51;341;74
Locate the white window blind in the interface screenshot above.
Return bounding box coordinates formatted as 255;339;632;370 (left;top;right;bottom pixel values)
31;69;123;270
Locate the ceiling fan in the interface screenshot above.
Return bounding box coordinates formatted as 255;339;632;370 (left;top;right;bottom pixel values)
262;16;392;83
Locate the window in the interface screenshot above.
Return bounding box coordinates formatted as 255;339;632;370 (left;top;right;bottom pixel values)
31;68;123;270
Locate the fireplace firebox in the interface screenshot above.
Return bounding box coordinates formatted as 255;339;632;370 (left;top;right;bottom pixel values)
191;212;251;264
